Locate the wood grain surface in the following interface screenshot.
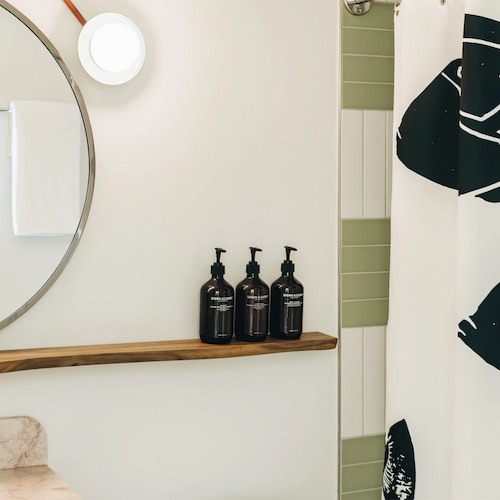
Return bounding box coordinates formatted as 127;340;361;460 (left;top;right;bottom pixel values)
0;332;337;374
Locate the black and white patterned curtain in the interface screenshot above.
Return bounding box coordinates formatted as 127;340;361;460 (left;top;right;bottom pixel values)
386;0;500;498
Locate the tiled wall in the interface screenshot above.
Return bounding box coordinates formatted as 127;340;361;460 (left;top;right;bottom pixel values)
342;3;395;110
341;111;393;219
342;219;390;328
339;2;394;498
341;435;385;500
341;326;386;438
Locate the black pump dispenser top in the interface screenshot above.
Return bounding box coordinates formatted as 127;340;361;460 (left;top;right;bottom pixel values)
211;248;226;278
246;247;262;276
281;246;297;274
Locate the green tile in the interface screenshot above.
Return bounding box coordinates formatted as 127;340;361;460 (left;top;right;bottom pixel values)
342;488;383;500
342;435;385;466
342;246;390;273
342;29;394;56
342;2;395;30
342;461;384;492
342;219;391;246
342;299;389;328
342;82;394;110
343;55;394;84
342;273;389;301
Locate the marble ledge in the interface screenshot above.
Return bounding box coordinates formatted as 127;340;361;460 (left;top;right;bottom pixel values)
0;465;82;500
0;416;48;470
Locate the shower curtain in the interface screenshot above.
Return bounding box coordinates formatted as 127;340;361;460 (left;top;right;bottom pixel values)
386;1;500;499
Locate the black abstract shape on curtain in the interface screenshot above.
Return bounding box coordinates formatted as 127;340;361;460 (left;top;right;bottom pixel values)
397;14;500;202
383;419;416;500
397;59;461;190
459;282;500;370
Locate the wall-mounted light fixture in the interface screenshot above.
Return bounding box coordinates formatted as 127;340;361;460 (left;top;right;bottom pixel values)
63;0;146;85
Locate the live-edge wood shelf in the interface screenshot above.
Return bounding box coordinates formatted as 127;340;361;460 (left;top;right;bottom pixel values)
0;332;337;374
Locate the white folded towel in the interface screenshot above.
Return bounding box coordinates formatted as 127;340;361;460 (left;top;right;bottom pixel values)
11;101;81;236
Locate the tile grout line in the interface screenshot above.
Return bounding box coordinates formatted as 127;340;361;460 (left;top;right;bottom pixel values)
343;325;388;330
387;110;393;217
342;298;389;303
341;50;344;94
343;81;394;86
383;112;387;223
342;271;390;275
342;487;383;495
342;244;390;248
342;459;385;468
383;326;387;433
343;53;394;59
341;217;390;220
343;26;394;32
385;111;388;218
385;111;389;218
341;432;386;440
362;327;365;435
362;111;365;218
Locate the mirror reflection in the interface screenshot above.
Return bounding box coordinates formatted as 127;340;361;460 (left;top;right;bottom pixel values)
0;5;90;326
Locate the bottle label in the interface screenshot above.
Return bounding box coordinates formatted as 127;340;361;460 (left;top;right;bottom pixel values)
246;294;269;311
283;292;303;308
210;296;234;312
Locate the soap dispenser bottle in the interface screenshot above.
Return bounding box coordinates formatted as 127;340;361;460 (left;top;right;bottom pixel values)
270;246;304;340
235;247;269;342
199;248;234;344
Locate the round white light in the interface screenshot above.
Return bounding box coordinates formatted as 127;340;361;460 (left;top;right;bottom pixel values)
90;23;139;73
78;13;146;85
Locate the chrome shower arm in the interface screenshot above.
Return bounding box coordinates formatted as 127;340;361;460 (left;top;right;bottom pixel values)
343;0;373;16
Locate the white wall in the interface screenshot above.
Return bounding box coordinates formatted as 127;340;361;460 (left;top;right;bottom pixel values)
0;1;339;499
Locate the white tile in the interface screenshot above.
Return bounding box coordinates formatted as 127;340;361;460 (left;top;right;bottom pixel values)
341;328;364;438
363;326;386;435
341;110;363;219
363;111;386;219
386;111;393;217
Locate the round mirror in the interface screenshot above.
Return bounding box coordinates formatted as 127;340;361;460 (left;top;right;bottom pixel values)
0;0;94;330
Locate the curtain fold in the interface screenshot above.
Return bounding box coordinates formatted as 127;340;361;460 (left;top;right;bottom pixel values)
386;0;500;498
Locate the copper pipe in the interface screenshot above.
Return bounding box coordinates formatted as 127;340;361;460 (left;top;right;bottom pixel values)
62;0;86;26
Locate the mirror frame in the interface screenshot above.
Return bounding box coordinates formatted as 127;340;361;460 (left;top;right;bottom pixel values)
0;0;95;331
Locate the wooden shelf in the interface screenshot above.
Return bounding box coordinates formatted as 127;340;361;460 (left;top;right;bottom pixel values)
0;332;337;374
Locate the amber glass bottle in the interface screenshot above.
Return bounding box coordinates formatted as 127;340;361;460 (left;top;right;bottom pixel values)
235;247;269;342
199;248;234;344
270;246;303;340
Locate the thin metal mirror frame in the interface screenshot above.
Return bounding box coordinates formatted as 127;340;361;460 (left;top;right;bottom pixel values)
0;0;95;331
